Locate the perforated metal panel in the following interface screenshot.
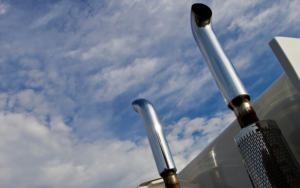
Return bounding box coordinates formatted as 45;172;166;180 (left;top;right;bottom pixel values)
235;120;300;188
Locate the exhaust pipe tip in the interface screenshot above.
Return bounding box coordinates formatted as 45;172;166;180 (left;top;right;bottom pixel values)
191;3;212;27
132;98;152;113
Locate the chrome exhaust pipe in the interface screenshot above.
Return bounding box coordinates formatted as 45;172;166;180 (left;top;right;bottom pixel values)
191;3;258;128
191;3;300;187
132;99;180;188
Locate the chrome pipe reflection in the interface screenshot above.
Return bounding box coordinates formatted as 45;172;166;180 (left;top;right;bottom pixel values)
191;3;258;128
191;3;248;104
132;99;180;188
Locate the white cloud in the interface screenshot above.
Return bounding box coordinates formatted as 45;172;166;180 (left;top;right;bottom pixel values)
218;0;300;50
82;36;137;61
0;92;7;108
0;107;234;187
7;89;51;116
0;3;8;15
166;111;235;170
33;11;57;27
91;57;165;102
0;111;156;188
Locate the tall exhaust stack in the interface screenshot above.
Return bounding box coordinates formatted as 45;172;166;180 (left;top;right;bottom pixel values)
132;99;180;188
191;3;300;187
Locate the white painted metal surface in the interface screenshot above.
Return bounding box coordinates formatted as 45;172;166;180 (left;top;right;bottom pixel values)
270;37;300;95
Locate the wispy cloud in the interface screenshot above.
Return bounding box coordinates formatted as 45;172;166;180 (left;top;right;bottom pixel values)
0;3;8;15
166;111;235;170
91;57;165;102
0;108;234;187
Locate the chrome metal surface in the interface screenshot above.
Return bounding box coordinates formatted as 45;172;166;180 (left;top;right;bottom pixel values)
132;99;176;174
191;4;248;104
235;120;300;187
228;95;259;128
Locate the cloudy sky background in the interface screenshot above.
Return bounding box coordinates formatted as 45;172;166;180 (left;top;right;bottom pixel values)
0;0;299;187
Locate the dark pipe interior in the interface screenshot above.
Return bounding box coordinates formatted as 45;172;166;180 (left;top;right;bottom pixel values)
191;4;212;20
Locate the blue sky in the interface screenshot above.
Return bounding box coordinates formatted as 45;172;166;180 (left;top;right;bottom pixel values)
0;0;299;187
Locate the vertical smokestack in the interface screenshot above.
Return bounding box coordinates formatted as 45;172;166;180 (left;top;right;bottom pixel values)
191;3;300;187
132;99;180;188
